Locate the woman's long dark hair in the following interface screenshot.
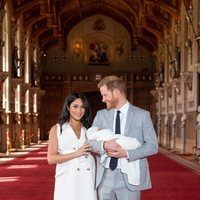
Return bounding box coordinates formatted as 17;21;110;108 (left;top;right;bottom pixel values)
58;93;92;133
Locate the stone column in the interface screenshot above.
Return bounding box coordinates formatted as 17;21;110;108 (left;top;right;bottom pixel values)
170;113;177;150
0;112;7;153
12;113;23;149
197;106;200;150
157;113;161;144
0;72;8;153
32;113;39;143
196;106;200;159
180;113;186;153
24;113;31;146
156;88;162;144
164;115;168;148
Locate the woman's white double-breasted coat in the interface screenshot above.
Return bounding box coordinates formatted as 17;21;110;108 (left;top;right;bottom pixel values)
54;123;97;200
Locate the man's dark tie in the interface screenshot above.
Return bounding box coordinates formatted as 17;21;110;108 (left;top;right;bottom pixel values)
109;110;120;170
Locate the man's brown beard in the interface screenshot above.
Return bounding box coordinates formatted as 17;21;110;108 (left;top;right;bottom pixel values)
106;97;118;109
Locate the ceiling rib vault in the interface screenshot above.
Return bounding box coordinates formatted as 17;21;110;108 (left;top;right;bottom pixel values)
10;0;181;52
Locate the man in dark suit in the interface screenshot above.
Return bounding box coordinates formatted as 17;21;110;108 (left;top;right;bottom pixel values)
89;75;158;200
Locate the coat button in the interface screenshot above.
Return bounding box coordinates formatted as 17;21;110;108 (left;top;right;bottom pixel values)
77;168;80;171
86;168;90;171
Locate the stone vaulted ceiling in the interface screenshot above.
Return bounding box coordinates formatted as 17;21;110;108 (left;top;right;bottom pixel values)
9;0;183;52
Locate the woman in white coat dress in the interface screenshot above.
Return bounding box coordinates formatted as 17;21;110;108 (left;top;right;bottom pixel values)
47;93;97;200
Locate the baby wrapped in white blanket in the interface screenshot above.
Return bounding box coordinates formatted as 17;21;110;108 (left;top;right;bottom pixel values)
87;127;141;185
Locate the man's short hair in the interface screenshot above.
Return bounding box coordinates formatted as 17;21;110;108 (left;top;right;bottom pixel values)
97;75;127;96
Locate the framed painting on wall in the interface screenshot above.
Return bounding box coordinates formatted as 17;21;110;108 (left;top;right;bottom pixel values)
88;39;110;65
